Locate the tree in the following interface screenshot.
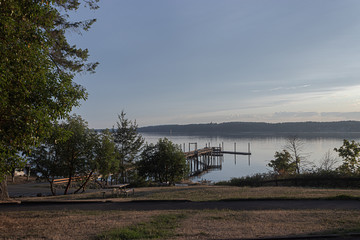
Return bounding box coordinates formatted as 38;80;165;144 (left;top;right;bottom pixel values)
74;129;116;193
318;150;339;172
334;139;360;175
0;0;99;199
113;111;144;183
58;115;92;194
29;124;66;195
30;116;116;195
138;138;189;185
284;136;307;174
30;115;89;195
268;150;296;176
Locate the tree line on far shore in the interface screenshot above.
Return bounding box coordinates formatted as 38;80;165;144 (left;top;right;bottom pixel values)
138;121;360;135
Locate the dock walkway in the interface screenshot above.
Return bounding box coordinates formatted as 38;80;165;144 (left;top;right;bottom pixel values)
184;146;251;177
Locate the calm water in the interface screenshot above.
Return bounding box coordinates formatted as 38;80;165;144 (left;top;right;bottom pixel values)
141;132;360;182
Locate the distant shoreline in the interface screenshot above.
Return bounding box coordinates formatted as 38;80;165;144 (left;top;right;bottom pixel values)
139;131;360;139
137;121;360;139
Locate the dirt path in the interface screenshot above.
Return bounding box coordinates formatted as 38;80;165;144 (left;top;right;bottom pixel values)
1;199;360;212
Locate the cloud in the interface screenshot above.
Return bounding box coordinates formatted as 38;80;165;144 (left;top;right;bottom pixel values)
273;112;319;119
320;112;360;119
251;84;311;93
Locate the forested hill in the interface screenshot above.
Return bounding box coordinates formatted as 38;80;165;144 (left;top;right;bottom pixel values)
138;121;360;135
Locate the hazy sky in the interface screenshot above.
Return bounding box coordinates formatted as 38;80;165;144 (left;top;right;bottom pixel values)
69;0;360;128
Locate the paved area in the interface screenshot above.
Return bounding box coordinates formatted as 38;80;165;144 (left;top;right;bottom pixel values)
1;199;360;212
7;181;100;197
7;182;53;197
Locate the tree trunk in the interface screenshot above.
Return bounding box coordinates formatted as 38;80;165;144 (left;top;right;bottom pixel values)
49;180;56;196
11;169;15;183
64;175;72;195
26;166;30;181
0;176;10;200
74;171;93;194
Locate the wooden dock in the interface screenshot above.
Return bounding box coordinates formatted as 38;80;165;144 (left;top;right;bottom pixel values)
221;151;251;155
184;145;251;177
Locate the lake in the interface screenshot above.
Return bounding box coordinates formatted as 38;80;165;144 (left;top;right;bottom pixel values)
141;132;360;182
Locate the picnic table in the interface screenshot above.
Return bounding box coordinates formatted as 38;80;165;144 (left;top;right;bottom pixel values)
107;184;134;197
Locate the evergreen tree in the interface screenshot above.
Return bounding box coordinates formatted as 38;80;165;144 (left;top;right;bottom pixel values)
113;111;144;183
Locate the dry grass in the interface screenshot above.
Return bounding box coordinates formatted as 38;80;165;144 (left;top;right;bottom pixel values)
113;185;360;201
174;209;360;239
130;185;360;201
19;185;360;202
1;209;360;239
0;210;158;240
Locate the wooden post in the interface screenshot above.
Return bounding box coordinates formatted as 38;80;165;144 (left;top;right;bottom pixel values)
233;142;237;163
248;142;251;166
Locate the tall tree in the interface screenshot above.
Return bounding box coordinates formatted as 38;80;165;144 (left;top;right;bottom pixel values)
0;0;99;199
113;111;144;183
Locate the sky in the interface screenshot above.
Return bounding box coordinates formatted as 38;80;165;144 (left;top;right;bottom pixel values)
69;0;360;128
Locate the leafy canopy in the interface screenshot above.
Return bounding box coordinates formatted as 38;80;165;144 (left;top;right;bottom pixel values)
0;0;99;179
268;150;297;176
30;115;116;195
138;138;189;184
334;139;360;175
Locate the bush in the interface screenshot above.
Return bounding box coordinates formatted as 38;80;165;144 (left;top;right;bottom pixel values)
216;171;360;188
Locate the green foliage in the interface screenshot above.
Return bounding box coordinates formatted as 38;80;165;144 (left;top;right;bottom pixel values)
138;138;189;184
97;214;187;240
0;0;99;197
113;111;144;183
93;130;117;178
30;115;116;195
216;171;360;188
334;139;360;175
268;150;297;176
216;173;273;187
